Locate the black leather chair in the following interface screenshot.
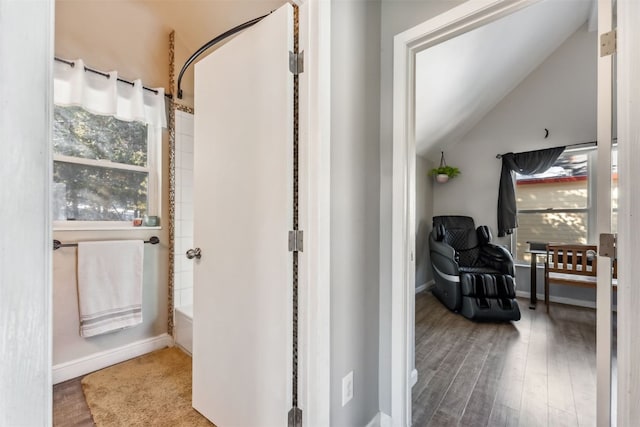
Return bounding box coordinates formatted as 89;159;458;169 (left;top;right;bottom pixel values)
429;215;521;321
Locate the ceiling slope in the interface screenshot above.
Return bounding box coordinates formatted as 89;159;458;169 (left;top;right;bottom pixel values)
415;0;592;157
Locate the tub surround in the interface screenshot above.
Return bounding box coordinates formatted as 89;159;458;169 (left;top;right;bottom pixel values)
173;110;195;357
174;110;195;308
174;305;193;355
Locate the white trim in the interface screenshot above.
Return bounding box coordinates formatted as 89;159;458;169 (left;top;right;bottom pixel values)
410;368;418;387
596;0;614;423
365;412;393;427
391;1;539;425
297;1;332;426
615;0;640;424
515;290;597;309
415;280;433;294
52;333;173;384
53;154;150;173
0;1;54;424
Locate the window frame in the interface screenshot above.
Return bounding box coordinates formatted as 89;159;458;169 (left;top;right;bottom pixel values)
514;146;597;263
52;107;162;231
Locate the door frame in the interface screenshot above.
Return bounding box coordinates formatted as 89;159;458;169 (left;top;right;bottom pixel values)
595;0;614;424
1;0;54;424
295;0;332;425
614;1;640;425
389;0;633;424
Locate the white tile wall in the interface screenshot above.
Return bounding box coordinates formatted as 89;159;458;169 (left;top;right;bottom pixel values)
174;110;195;308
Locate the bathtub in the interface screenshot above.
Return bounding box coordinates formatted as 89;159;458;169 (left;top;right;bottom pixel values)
174;305;193;355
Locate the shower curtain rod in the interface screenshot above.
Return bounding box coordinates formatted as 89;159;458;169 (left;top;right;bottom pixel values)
495;141;600;159
176;12;271;99
54;57;173;99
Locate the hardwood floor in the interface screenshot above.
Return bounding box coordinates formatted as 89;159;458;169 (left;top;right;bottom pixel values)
53;378;94;427
412;292;597;427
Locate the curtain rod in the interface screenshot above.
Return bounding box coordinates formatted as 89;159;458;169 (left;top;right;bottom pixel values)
495;141;599;159
54;57;173;100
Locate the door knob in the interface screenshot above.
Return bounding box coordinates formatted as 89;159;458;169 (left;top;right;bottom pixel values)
186;248;202;260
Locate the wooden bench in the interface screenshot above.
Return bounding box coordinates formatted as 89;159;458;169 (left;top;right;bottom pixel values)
544;244;598;313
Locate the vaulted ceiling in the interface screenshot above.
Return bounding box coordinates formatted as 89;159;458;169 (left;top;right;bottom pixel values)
415;0;596;157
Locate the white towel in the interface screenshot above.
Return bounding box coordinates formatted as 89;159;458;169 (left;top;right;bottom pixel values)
77;240;144;337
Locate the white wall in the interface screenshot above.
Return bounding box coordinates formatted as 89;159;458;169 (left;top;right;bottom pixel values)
330;0;381;425
378;0;465;415
431;25;597;301
415;155;434;289
52;235;169;365
0;0;53;424
174;110;195;308
53;3;172;368
52;129;170;367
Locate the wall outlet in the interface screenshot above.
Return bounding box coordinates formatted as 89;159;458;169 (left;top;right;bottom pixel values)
342;371;353;406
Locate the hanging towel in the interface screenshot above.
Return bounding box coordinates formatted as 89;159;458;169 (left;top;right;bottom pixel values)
77;240;144;337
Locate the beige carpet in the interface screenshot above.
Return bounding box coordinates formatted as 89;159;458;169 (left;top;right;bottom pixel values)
82;347;214;426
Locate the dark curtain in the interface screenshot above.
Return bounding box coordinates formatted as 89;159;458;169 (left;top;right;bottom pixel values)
497;146;565;237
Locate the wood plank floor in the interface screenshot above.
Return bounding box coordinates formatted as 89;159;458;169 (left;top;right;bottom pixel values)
412;292;597;427
53;377;95;427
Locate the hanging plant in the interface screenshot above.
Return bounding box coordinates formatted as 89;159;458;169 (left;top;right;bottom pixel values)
429;152;460;183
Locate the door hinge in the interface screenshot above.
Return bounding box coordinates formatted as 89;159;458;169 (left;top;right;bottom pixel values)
599;233;617;259
289;51;304;75
600;30;616;57
288;230;304;252
288;407;302;427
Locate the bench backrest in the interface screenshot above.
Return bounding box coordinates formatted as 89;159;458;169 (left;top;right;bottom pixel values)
546;244;598;277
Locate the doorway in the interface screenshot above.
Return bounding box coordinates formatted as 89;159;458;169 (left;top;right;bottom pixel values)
391;0;619;424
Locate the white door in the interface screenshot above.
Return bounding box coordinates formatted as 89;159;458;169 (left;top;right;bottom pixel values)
192;4;293;426
595;0;616;424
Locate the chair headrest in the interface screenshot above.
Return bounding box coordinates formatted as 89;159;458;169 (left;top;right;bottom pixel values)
433;215;475;231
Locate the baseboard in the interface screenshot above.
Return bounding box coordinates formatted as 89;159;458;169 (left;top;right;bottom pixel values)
52;333;174;384
515;290;596;309
365;412;393;427
410;368;418;387
415;280;434;294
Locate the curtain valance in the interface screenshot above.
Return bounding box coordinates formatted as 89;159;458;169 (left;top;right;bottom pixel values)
53;59;167;129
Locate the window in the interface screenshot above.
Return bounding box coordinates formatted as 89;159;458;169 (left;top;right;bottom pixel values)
514;145;619;262
52;105;160;226
52;57;166;229
515;149;594;262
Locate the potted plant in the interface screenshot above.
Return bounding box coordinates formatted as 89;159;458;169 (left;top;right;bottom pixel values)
429;152;460;183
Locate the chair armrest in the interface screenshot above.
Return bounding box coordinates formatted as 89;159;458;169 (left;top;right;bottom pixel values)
429;235;459;275
479;244;514;276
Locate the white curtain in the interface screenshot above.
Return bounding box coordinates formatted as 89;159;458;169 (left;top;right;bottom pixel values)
53;58;167;128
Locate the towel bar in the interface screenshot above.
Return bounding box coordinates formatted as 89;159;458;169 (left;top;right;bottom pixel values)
53;236;160;250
